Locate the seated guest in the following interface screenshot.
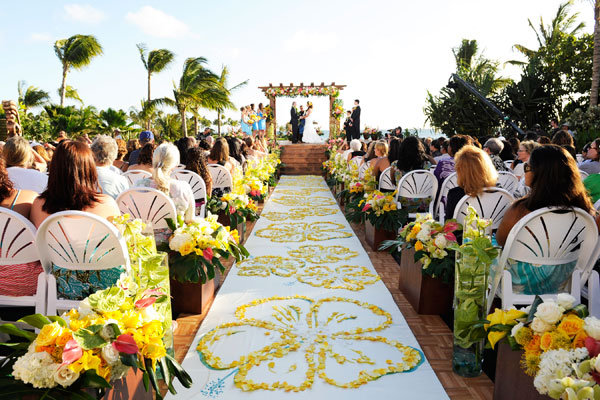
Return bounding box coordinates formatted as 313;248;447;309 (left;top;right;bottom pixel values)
537;136;551;145
512;140;539;180
496;145;598;295
136;143;195;223
30;141;122;300
584;173;600;204
208;138;235;176
434;138;451;163
498;139;515;162
113;138;129;172
552;130;577;159
370;141;390;179
127;143;155;174
0;157;40;297
226;136;245;169
445;146;498;221
91;135;129;199
185;147;213;202
347;139;366;162
128;131;154;165
361;141;377;166
125;139;139;162
198;139;212;157
30;140;120;227
176;136;196;165
243;137;265;160
580;138;600;175
433;134;472;185
483;138;509;171
390;136;431;186
3;136;48;194
429;139;442;158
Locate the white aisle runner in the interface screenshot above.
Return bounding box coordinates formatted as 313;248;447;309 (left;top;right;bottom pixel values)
171;176;449;399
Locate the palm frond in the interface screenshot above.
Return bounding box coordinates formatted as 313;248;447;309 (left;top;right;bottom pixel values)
136;43;149;70
59;34;103;70
147;49;175;74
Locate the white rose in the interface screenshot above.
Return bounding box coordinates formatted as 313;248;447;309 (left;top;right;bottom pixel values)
53;364;80;387
141;305;162;323
519;305;531;314
535;301;564;325
102;343;120;365
77;299;94;318
556;293;576;310
531;317;553;334
511;322;524;338
415;225;431;242
434;234;448;249
585;317;600;340
99;324;117;341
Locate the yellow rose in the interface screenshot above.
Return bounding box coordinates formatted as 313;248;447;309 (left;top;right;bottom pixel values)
55;330;73;347
36;322;63;347
411;223;421;236
179;241;195;256
414;241;424;251
557;314;584;338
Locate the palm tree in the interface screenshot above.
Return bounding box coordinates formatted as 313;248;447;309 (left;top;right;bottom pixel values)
151;57;220;137
54;34;103;106
99;108;131;133
136;43;175;128
214;66;247;134
591;0;600;106
17;81;50;113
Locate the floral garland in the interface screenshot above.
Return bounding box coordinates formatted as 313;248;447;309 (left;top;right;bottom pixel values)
196;295;422;392
255;222;353;243
264;86;340;98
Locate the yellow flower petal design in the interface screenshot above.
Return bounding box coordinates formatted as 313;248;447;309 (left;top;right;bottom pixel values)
262;208;338;222
271;196;336;207
296;265;380;291
237;256;306;278
277;188;329;196
256;222;352;243
288;245;359;264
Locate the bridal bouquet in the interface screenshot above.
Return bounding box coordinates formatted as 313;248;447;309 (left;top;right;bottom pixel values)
0;286;191;399
165;214;248;284
381;214;461;283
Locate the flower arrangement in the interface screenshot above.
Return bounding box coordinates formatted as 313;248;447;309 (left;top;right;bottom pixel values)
0;286;191;399
349;190;407;232
264;86;340;98
331;99;344;120
162;214;249;284
363;127;381;139
263;105;273;122
381;214;461;283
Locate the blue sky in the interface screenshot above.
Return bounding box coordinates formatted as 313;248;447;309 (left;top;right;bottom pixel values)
0;1;595;130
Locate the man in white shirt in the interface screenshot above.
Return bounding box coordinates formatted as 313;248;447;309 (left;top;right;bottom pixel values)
91;135;129;199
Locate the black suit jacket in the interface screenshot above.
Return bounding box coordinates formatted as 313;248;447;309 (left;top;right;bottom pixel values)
350;106;361;129
290;107;299;124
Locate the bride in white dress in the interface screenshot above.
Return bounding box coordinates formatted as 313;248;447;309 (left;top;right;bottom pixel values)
301;102;323;143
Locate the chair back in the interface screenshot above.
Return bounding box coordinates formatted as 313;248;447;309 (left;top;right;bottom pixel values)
36;211;130;315
171;170;207;217
116;187;177;229
496;171;519;195
595;198;600;212
122;170;152;186
396;170;438;216
452;187;514;230
358;162;369;180
378;167;395;191
350;156;363;170
0;209;45;316
504;160;514;169
208;164;233;193
579;170;589;180
435;172;458;222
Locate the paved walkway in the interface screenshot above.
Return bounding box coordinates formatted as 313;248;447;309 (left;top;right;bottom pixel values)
171;182;495;400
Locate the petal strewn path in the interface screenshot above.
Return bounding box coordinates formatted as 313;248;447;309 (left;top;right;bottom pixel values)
170;176;494;399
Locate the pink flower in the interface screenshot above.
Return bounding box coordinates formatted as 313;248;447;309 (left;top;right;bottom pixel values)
362;204;372;212
203;247;214;262
230;206;236;214
61;339;83;365
113;334;138;354
444;232;457;242
444;221;459;233
135;297;156;309
586;337;600;358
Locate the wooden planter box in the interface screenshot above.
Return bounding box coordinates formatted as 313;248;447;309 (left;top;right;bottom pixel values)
217;212;245;242
364;219;396;252
494;342;546;400
398;246;454;315
169;278;215;316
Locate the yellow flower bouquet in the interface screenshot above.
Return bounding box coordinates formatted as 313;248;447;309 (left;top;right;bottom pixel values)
346;190;408;233
0;286;192;399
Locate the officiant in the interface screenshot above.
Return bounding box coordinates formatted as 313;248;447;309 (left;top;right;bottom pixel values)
290;102;300;143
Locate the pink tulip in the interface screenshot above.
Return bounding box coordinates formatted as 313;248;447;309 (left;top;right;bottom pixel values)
113;334;138;354
135;297;157;309
61;339;83;365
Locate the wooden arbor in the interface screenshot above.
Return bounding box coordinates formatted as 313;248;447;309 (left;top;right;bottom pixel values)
258;82;346;140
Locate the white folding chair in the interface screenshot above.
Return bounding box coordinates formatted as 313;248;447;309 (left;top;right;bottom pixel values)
116;187;177;230
395;170;438;218
175;164;186;171
579;170;590;180
584;241;600;317
122;170;152;186
452;187;514;231
595;198;600;211
171;170;207;218
358;162;369;180
208;164;233;196
487;207;599;312
36;211;131;315
350;156;363;170
496;171;519;196
504;160;514;169
576;154;584;164
435;172;458;222
0;209;46;318
378;167;395;191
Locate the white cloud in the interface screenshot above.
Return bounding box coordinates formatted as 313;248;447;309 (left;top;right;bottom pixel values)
284;30;339;54
126;6;196;39
64;4;106;24
29;33;52;43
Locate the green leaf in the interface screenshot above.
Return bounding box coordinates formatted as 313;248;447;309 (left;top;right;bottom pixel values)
73;324;107;350
0;323;36;341
527;296;544;323
47;316;67;328
165;217;177;231
164;354;193;388
144;357;160;395
120;353;138;367
17;314;52;330
80;370;111;389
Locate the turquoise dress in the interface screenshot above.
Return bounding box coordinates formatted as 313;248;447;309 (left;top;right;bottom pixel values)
241;115;252;135
258;111;266;130
252;113;259;131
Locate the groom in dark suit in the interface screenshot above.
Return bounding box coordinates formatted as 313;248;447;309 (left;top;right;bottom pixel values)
350;99;361;139
290;102;299;143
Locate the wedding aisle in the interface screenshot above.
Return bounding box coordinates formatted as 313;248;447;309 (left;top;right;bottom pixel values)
171;175;449;399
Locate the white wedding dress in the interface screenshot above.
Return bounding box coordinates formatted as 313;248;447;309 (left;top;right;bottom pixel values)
301;110;323;143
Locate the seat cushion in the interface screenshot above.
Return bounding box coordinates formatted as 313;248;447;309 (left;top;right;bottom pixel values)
52;263;125;300
0;261;43;297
